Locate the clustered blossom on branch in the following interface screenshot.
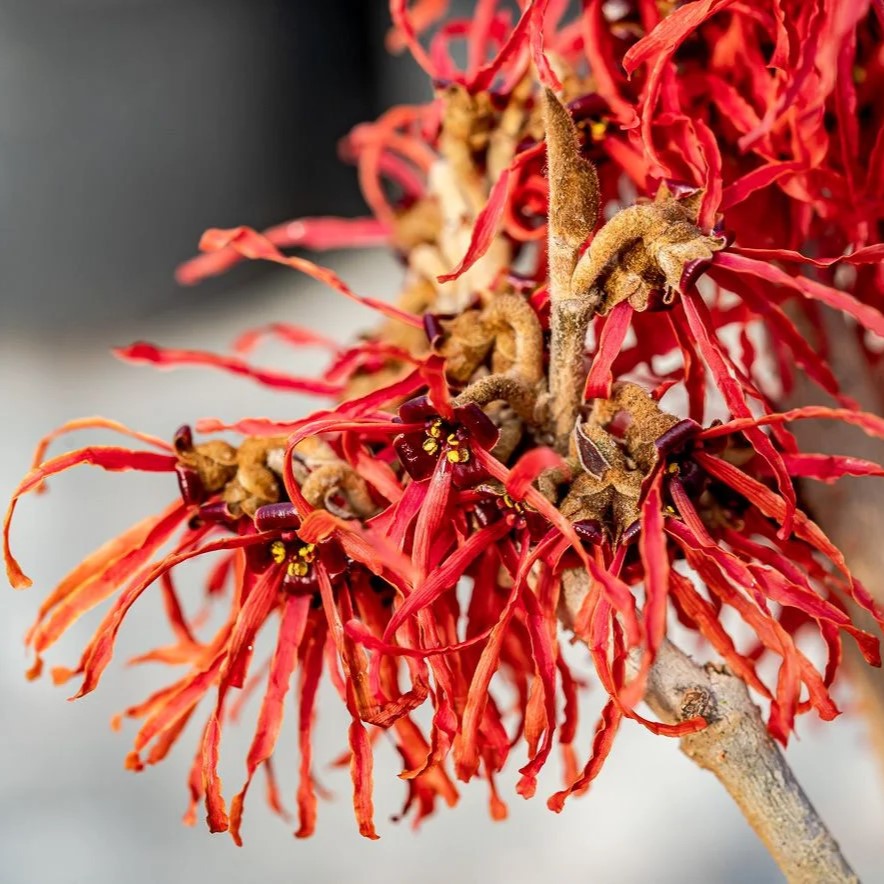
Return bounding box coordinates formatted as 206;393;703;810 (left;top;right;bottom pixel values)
7;0;884;843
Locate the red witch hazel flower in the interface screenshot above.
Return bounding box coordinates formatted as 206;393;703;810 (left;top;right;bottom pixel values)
393;395;499;485
8;0;884;861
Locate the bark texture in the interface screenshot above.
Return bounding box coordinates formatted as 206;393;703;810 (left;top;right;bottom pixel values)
560;570;859;883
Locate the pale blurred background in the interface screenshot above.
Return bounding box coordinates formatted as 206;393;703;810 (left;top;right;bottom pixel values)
1;3;883;883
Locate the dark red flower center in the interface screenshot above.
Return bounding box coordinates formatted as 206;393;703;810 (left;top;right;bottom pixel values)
393;396;499;485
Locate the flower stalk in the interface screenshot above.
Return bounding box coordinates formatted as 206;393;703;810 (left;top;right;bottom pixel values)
543;89;599;448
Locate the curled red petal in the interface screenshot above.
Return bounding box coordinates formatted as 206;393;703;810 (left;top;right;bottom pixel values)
233;322;341;357
636;479;669;668
719;161;804;211
623;0;737;74
585;302;632;400
734;244;884;268
202;714;229;833
772;453;884;484
114;342;342;396
26;510;164;646
475;447;641;645
198;226;422;328
5;447;177;589
516;578;560;798
345;680;380;840
454;589;518;783
469;0;537;92
295;620;326;838
547;700;621;812
176;216;388;286
30;502;188;657
385;519;510;639
229;593;311;845
700;406;884;441
669;569;770;697
692;117;721;231
695;452;884;633
437;166;513;284
437;144;544;284
529;0;561;90
710;266;845;402
504;447;569;500
72;532;279;698
681;291;796;535
624;0;739;171
28;417;172;490
389;0;441;80
580;0;637;126
714;252;884;338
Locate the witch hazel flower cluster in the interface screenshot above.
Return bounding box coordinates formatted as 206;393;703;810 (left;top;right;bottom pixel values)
7;0;884;842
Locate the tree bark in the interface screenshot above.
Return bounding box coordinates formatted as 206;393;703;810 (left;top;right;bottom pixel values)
560;571;859;883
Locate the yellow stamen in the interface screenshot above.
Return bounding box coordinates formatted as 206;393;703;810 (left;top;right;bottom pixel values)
427;420;443;438
502;493;522;513
446;447;470;464
287;560;310;579
422;438;440;454
270;540;287;563
589;120;607;141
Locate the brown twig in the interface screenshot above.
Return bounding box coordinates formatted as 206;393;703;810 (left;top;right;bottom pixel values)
559;570;859;883
542;89;599;448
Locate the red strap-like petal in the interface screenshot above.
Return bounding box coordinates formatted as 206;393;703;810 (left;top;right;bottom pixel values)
437;143;544;284
30;502;188;657
682;291;796;535
229;594;311;845
5;447;177;589
294;620;326;838
115;342;342;396
715;251;884;337
547;699;621;812
176;217;388;286
385;519;510;639
700;405;884;441
585;302;632;400
198;226;423;328
504;447;569;500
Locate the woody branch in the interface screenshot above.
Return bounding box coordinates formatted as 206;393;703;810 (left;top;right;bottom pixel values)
558;571;857;884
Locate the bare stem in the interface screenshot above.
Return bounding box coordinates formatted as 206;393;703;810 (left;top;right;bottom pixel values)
549;298;595;448
644;641;858;884
560;570;859;883
542;90;600;449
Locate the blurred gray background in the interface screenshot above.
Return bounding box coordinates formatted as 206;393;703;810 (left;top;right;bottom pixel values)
1;3;883;883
